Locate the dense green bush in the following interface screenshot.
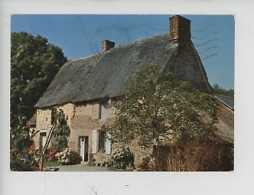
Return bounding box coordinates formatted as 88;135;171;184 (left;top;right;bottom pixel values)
10;152;38;171
10;116;38;171
110;147;134;169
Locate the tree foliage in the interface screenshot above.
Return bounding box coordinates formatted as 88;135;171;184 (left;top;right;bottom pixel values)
212;83;234;98
10;116;36;170
11;32;67;127
10;32;67;170
108;64;219;148
110;146;134;169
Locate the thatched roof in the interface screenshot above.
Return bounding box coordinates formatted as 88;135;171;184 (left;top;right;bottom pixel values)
26;113;36;127
214;104;234;144
35;34;211;108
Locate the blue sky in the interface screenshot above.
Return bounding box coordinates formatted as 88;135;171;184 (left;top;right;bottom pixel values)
11;14;234;90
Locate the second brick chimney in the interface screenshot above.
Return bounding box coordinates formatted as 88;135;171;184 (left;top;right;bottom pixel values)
102;40;115;52
170;15;191;42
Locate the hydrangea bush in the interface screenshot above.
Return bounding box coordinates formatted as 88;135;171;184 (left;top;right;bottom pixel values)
55;148;81;165
110;147;134;169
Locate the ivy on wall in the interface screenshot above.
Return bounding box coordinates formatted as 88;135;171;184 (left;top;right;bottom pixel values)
52;109;70;152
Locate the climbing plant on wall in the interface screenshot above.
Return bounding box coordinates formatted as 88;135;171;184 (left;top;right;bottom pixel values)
52;109;70;152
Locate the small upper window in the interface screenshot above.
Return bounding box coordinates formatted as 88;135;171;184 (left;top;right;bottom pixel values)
99;101;108;120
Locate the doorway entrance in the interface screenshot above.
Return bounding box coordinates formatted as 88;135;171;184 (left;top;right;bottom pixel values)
79;136;89;162
39;132;47;151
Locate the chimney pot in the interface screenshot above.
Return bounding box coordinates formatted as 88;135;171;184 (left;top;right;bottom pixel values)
102;40;115;52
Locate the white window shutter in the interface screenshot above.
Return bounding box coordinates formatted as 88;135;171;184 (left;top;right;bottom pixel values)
100;102;108;120
105;132;111;154
91;130;98;154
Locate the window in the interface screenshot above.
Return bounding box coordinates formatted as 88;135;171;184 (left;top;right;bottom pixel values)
98;131;106;151
99;101;108;120
92;130;111;154
39;132;47;151
105;132;111;154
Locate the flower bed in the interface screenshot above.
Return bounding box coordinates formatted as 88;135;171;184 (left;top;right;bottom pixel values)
55;148;81;165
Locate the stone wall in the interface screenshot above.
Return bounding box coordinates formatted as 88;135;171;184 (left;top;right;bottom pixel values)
33;99;148;167
65;101;115;154
35;99;116;164
34;109;53;150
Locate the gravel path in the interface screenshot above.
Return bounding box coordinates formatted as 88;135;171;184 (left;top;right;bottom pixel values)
55;164;111;172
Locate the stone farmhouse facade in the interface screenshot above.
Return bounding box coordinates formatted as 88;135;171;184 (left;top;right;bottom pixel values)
29;15;233;167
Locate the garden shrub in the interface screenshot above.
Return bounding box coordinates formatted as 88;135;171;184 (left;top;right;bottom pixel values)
110;146;134;169
137;156;155;171
10;152;38;171
47;148;57;161
55;148;81;165
155;141;233;171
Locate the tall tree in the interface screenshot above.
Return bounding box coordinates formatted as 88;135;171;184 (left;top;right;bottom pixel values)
11;32;67;170
11;32;67;127
108;64;219;148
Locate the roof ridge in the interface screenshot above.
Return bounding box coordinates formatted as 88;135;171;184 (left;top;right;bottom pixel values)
68;33;171;63
69;53;102;62
116;33;170;49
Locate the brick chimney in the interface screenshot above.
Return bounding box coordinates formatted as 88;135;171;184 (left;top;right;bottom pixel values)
170;15;191;42
102;40;115;52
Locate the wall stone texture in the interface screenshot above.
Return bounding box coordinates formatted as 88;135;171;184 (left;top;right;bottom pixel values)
35;100;116;164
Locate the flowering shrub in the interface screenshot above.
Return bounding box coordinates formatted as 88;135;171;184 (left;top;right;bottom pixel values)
55;148;81;165
52;109;70;152
47;148;57;161
29;143;35;154
110;147;134;169
33;149;41;163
